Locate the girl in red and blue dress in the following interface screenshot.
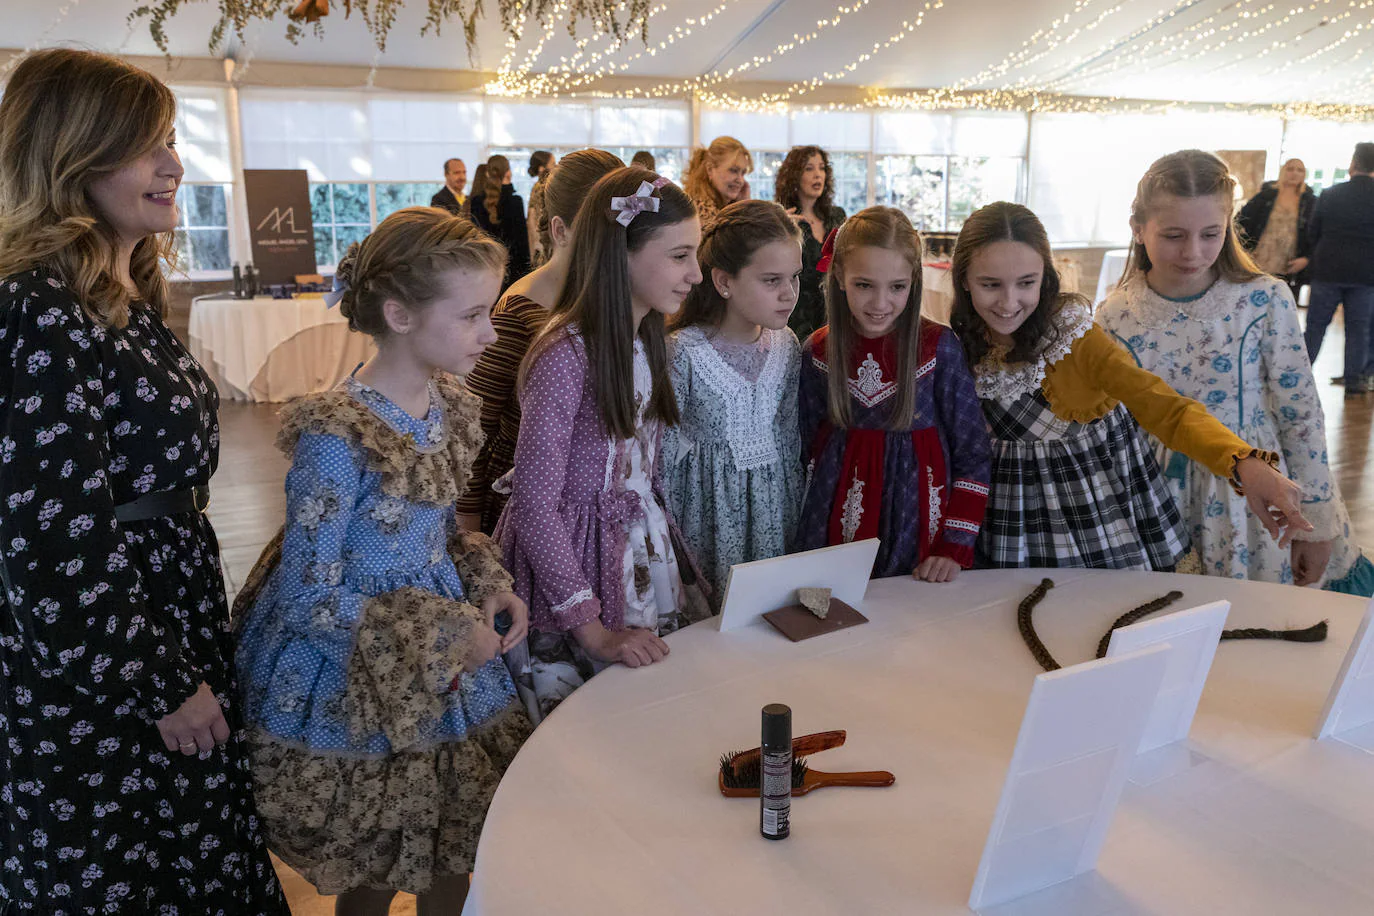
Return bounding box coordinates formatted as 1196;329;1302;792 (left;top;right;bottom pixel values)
796;207;992;582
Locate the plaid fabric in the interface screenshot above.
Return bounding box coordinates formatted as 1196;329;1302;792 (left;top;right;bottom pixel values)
976;391;1189;570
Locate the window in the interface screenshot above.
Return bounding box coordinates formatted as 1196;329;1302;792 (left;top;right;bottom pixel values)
1282;119;1370;194
605;147;690;184
1027;110;1283;245
376;182;441;220
310;183;370;268
830;153;870;215
170;85;235;274
747;151;787;202
948;157;1023;229
174;184;231;272
876;156;947;232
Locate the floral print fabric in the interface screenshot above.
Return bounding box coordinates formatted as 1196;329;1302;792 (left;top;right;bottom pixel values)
1097;275;1368;591
0;269;288;914
233;372;530;893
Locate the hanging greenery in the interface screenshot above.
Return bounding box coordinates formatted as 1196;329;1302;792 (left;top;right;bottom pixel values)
128;0;651;57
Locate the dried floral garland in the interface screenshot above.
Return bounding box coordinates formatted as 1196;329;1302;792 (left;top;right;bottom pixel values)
128;0;651;57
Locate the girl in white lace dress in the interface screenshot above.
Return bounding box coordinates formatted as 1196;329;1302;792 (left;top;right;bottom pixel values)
663;201;804;608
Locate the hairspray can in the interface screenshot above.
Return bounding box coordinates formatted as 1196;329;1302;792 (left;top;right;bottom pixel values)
760;703;791;840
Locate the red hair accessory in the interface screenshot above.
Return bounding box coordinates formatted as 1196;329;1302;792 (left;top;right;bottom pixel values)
816;227;839;274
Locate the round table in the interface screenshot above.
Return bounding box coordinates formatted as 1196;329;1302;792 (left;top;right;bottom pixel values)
466;569;1373;915
1094;249;1132;305
187;295;375;402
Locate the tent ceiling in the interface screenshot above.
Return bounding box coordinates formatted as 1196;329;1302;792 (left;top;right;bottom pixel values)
4;0;1371;105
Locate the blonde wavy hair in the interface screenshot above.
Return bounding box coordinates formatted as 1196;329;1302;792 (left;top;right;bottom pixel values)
334;206;507;338
683;136;752;212
0;48;180;328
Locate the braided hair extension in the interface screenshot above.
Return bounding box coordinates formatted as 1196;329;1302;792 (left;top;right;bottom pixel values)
1222;621;1328;643
1094;591;1185;659
1016;580;1330;673
1017;578;1059;672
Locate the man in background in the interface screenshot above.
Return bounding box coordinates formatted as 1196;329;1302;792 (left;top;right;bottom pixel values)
431;157;468;214
1304;141;1374;395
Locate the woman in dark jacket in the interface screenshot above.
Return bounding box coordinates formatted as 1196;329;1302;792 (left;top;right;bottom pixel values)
1237;158;1316;302
774;145;847;341
471;153;532;286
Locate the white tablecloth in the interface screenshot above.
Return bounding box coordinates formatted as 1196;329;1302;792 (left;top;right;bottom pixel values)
467;570;1373;915
187;295;374;403
1094;249;1132;305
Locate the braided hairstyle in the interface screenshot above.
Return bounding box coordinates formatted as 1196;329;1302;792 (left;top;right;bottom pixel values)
672;199;801;332
1121;149;1264;287
335;206;507;339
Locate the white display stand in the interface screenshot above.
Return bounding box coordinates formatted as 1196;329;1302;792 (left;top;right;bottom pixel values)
968;644;1171;910
1105;600;1230;753
716;538;879;632
1315;598;1374;750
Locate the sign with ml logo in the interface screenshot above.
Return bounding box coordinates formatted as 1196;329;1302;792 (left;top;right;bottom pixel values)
244;169;317;285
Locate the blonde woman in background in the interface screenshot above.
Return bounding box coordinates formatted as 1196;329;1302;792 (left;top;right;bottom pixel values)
683;135;753;223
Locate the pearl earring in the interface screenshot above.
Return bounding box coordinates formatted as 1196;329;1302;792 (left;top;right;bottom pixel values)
721;290;730;298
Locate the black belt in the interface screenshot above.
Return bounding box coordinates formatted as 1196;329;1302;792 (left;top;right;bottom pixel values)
113;485;210;523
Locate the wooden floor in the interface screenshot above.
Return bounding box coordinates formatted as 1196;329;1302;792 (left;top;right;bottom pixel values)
205;310;1372;915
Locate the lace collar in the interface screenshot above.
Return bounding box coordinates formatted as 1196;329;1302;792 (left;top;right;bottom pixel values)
1111;273;1249;328
342;375;448;454
973;301;1093;401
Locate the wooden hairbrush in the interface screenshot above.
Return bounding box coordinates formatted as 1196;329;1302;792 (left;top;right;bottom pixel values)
718;730;895;797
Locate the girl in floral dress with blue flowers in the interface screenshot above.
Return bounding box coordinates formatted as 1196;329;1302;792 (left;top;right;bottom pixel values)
1098;150;1373;594
233;208;533;915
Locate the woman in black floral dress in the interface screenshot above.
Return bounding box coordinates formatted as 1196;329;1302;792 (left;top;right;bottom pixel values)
0;50;288;914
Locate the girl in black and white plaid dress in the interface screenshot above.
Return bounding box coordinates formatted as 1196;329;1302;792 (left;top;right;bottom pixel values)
947;202;1313;571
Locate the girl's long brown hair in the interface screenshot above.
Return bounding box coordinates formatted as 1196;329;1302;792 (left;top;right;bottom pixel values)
823;206;924;430
537;148;624;259
673;199;800;332
523;167;696;439
483;154;511;225
0;48;179;327
949;201;1086;370
1121;149;1264;287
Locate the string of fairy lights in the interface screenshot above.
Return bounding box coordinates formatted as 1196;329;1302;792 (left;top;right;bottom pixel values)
479;0;1374;120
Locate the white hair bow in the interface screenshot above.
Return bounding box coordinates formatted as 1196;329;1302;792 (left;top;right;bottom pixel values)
609;181;661;227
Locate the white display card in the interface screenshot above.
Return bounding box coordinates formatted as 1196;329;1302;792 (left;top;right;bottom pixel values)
1105;600;1230;754
969;644;1171;911
716;538;879;633
1315;598;1374;751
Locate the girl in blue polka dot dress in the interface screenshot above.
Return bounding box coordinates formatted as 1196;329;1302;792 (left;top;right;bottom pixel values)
232;207;533;914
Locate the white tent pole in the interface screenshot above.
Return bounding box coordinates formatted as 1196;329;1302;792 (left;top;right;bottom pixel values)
222;58;252;268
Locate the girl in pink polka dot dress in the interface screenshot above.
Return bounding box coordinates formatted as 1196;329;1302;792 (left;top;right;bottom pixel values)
495;167;713;722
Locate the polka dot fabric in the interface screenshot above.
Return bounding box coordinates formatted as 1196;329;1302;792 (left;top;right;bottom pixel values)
232;372;530;893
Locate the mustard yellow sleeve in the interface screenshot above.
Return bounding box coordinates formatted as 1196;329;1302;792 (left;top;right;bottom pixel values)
1049;326;1267;481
